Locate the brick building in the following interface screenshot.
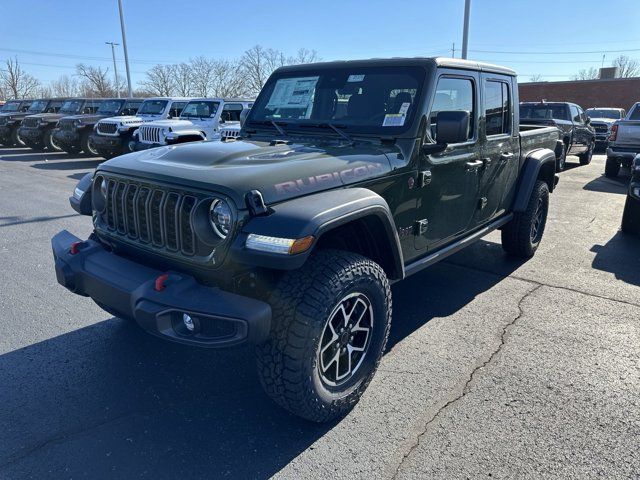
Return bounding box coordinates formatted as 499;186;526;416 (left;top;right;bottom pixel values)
519;77;640;111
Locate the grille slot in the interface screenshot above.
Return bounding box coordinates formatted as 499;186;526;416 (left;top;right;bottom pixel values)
59;118;76;131
97;122;118;135
23;117;39;128
139;125;163;144
101;178;198;256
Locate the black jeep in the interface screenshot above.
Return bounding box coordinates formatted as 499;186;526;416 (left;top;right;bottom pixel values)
621;154;640;235
0;99;34;147
54;98;142;156
53;58;560;422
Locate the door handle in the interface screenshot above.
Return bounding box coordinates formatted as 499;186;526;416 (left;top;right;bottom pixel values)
482;157;492;167
500;152;514;162
466;160;483;170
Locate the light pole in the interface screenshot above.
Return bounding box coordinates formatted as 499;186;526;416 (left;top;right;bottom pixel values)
117;0;133;97
105;41;120;98
461;0;471;59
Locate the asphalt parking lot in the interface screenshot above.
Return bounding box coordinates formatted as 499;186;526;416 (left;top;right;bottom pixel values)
0;148;638;479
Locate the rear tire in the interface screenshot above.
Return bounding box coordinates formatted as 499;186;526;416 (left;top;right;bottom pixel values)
502;180;550;258
256;249;392;422
605;157;620;178
621;195;640;235
43;129;62;152
578;140;594;165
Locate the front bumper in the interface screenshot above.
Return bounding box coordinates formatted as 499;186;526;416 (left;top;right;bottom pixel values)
91;133;127;155
18;127;44;145
52;230;272;348
52;129;80;149
133;141;164;151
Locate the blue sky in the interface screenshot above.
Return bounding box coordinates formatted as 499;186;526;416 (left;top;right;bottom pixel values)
1;0;639;87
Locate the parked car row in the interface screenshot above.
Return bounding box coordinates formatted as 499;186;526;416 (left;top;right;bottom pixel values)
0;96;254;156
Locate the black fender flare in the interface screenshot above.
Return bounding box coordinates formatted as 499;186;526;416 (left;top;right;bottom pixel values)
69;172;93;215
512;148;558;212
230;188;404;279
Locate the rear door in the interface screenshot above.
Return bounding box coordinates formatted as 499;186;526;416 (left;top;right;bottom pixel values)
476;74;519;225
569;104;588;153
414;71;482;251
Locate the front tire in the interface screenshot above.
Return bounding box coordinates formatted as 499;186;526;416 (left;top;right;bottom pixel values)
621;195;640;235
502;180;550;258
578;140;594;165
81;131;98;156
605;157;620;178
256;250;392;422
10;127;24;147
43;129;62;152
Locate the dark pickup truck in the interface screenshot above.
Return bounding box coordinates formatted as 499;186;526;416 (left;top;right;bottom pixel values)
520;101;595;171
53;98;142;156
19;98;102;152
0;99;34;146
53;57;560;422
0;99;66;147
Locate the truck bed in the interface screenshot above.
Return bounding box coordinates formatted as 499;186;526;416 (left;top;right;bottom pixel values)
520;124;561;155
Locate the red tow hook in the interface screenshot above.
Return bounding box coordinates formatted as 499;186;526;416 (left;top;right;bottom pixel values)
154;273;170;292
70;241;83;255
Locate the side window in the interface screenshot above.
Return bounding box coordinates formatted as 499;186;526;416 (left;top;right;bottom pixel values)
83;101;100;114
430;77;475;141
170;102;187;117
570;105;581;123
221;103;243;122
484;80;510;136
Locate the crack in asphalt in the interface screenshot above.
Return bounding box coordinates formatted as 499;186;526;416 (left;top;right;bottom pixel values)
390;284;543;479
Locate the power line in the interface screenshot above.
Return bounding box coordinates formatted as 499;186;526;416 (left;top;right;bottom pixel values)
471;47;640;55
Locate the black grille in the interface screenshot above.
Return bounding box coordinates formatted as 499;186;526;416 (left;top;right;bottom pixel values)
101;178;197;256
593;124;609;134
59;118;76;131
23;117;39;128
97;122;118;134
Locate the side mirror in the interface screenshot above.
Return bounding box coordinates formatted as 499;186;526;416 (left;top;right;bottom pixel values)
436;110;470;144
586;117;591;124
69;172;93;216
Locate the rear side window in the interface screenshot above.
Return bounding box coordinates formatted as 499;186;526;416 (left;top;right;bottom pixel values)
83;101;101;114
430;77;475;141
220;103;244;122
169;102;187;117
484;80;510;136
629;105;640;120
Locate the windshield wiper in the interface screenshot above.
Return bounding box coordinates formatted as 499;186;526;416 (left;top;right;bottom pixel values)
269;120;287;136
299;122;354;144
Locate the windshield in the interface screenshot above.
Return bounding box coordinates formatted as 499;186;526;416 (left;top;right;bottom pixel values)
180;101;220;119
97;100;125;115
59;100;84;114
27;100;48;113
3;101;22;112
247;65;425;134
586;109;622;119
520;104;569;121
137;100;168;115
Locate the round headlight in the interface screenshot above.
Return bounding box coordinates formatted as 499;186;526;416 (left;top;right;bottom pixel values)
209;198;232;239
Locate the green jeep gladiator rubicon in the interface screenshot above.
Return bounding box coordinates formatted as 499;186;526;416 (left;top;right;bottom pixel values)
53;58;560;422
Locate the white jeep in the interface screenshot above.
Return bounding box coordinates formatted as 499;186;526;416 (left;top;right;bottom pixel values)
133;98;253;150
92;97;191;158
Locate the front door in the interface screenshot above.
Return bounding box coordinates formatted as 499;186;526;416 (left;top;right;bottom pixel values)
476;74;519;224
414;73;482;251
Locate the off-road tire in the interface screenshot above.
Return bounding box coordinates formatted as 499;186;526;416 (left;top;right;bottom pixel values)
10;127;24;147
43;129;62;152
256;249;392;422
605;157;620;178
81;131;98;156
621;195;640;235
578;140;594;165
502;180;550;258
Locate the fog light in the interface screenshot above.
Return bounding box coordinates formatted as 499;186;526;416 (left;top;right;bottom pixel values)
183;313;195;331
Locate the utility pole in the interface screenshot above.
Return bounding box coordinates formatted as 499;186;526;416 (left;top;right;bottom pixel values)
461;0;471;59
601;54;606;69
451;42;456;58
117;0;133;97
105;42;120;98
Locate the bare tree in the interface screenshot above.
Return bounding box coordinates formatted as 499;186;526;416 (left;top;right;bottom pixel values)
240;45;273;95
172;63;193;97
572;67;599;81
75;63;114;97
189;56;220;97
209;60;247;97
529;74;543;82
141;64;175;96
611;55;640;78
290;48;320;65
0;57;41;98
50;74;81;97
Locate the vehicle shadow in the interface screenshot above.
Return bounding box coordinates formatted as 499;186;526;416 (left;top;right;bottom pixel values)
583;173;629;195
590;230;640;286
0;245;521;479
31;158;103;171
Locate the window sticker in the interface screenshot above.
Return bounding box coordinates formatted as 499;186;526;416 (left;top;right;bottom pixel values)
266;77;319;110
347;74;365;82
383;102;411;127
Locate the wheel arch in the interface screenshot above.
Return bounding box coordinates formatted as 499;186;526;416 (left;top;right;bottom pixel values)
512;148;557;212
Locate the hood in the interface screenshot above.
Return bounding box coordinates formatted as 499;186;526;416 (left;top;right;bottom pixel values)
99;139;395;207
589;117;617;125
26;112;71;123
0;111;35;120
101;115;143;125
141;119;195;129
59;113;107;124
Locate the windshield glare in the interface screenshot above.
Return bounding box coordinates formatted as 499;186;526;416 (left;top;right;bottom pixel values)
248;66;424;134
520;104;569;121
586;109;622;119
27;100;48;113
138;100;168;115
97;100;125;115
181;101;220;118
60;100;84;114
3;102;21;112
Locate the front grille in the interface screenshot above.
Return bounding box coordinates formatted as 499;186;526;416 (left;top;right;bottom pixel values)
221;128;240;139
59;118;76;131
101;177;197;256
23;117;39;128
139;125;164;144
97;122;118;135
592;123;609;134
